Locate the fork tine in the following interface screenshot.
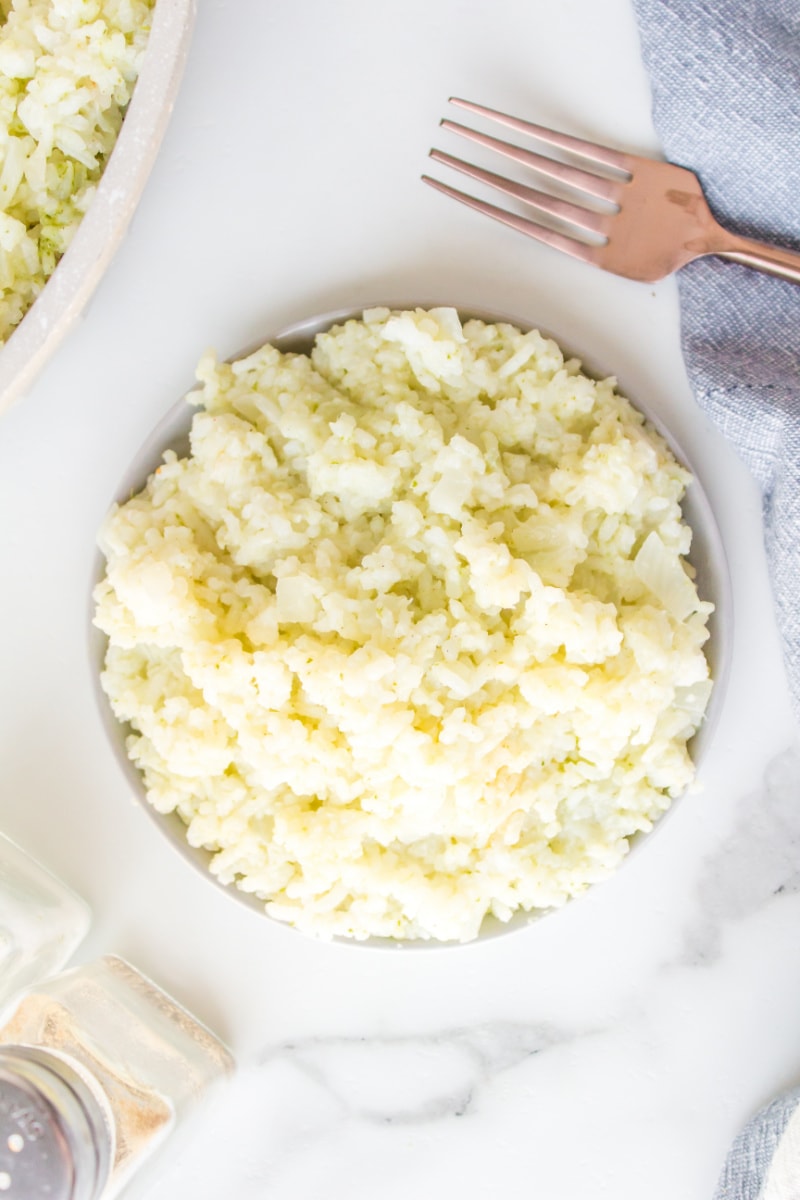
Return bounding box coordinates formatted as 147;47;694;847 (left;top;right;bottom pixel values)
441;120;623;205
428;148;612;238
449;97;632;174
421;175;601;268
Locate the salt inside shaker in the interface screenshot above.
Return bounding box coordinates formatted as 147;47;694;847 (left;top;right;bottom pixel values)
0;955;234;1199
0;832;90;1010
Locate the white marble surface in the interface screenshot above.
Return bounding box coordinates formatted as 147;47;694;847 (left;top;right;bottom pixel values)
0;1;798;1197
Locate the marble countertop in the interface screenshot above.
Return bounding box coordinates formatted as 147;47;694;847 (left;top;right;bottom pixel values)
1;1;798;1197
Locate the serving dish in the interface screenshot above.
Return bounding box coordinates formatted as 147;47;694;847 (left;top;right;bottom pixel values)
0;0;196;417
89;303;732;946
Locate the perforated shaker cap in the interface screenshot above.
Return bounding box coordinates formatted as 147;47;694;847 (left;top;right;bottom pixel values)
0;1046;111;1200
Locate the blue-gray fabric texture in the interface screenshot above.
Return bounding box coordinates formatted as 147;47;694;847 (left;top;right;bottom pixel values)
630;0;800;721
712;1088;800;1200
630;1;800;1195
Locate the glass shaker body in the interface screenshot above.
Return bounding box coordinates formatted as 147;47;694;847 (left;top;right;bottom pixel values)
0;955;234;1199
0;832;90;1010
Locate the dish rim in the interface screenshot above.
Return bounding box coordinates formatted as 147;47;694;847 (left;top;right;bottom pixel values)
0;0;196;417
88;301;734;949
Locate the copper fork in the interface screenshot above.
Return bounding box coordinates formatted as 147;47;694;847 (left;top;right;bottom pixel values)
423;98;800;286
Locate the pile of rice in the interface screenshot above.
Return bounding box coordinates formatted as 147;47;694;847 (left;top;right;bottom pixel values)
0;0;154;342
94;308;714;943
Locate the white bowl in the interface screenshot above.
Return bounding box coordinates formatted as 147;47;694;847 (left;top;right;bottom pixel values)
90;305;732;946
0;0;196;417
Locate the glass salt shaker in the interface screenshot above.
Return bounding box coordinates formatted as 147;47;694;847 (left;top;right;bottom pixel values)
0;955;235;1199
0;832;90;1010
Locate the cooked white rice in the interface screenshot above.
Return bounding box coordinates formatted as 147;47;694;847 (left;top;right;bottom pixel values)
0;0;153;342
94;308;714;943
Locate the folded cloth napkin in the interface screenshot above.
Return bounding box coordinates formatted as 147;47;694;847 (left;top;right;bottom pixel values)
631;0;800;722
712;1089;800;1200
630;2;800;1196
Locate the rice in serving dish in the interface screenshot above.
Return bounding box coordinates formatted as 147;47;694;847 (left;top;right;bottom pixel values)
94;307;714;943
0;0;153;342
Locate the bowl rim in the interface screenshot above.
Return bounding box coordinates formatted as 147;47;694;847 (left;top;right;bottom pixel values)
0;0;196;418
88;301;734;949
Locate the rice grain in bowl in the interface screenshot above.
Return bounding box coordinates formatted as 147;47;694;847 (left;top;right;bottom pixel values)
0;0;194;413
92;306;729;944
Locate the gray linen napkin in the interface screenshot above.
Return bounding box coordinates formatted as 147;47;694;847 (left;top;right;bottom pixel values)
630;3;800;1196
631;0;800;722
712;1088;800;1200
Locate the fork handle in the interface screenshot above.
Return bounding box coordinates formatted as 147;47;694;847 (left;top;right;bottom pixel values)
713;232;800;285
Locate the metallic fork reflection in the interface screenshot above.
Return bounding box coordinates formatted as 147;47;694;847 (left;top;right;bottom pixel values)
424;97;800;285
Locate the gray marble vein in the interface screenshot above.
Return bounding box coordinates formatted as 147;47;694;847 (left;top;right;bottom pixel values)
681;742;800;966
254;1019;585;1124
138;1018;608;1199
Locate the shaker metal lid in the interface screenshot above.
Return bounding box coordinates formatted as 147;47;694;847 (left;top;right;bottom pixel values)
0;1048;111;1200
